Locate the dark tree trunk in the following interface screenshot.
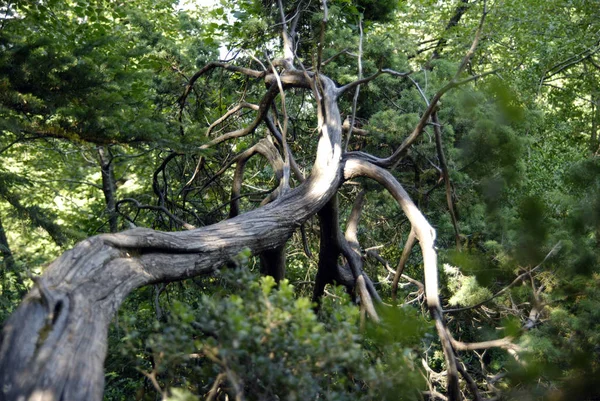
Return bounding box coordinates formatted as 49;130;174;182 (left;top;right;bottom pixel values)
312;197;341;306
98;146;118;233
0;215;15;279
592;93;599;152
260;244;287;282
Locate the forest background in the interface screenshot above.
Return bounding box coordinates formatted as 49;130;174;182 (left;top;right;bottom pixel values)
0;0;599;400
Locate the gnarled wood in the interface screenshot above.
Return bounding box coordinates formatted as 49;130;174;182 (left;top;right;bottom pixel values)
0;71;344;401
343;158;460;401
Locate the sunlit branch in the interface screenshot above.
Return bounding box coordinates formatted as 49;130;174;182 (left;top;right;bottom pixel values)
344;157;460;400
357;275;380;323
342;117;368;136
450;335;519;352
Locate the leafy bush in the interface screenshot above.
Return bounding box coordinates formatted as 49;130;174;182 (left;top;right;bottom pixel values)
113;268;427;400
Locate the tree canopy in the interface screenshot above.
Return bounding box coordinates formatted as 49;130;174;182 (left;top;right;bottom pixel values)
1;0;599;400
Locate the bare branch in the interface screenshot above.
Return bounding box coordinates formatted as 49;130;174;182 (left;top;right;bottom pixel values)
0;70;346;401
345;190;365;246
454;0;487;79
199;85;279;150
264;115;305;182
277;0;295;66
207;102;260;137
433;111;461;249
318;48;350;68
316;0;328;73
179;62;264;109
300;224;312;258
229;138;284;218
542;40;600;82
357;275;380;323
266;55;292;191
456;360;483;401
342;117;369;136
337;71;383;97
344;158;438;309
344;16;363;151
427;0;471;65
392;228;417;301
344;69;497;168
451;336;519;352
116;198;196;230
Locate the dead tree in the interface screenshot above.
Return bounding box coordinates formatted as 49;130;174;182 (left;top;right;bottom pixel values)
0;1;497;400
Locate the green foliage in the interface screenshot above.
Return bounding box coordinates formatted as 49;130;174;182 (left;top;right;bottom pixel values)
112;270;425;400
443;263;492;307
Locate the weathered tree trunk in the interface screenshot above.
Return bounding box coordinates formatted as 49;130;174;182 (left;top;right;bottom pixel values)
0;72;343;401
